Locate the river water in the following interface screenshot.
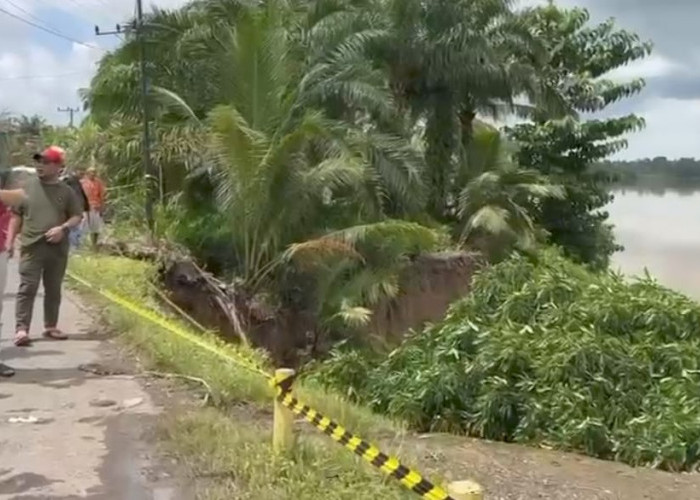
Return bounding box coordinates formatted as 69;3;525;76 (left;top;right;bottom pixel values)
608;189;700;298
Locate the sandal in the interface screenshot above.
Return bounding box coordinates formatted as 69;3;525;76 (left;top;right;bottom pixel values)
0;363;15;378
43;328;68;341
14;330;31;347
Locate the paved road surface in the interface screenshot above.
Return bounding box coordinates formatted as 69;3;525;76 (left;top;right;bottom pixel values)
0;258;181;499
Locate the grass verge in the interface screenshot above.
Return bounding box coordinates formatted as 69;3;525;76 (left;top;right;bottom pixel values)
68;254;435;500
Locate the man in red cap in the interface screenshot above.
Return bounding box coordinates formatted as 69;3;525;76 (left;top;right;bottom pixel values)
5;146;83;348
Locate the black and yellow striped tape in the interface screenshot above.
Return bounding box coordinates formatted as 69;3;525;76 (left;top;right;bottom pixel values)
68;270;456;500
67;271;270;379
272;373;455;500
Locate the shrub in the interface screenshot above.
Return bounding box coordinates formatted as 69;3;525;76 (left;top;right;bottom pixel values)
310;249;700;470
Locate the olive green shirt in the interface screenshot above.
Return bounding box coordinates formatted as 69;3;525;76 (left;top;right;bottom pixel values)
14;177;82;248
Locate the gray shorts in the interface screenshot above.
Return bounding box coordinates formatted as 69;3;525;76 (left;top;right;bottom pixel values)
83;210;104;234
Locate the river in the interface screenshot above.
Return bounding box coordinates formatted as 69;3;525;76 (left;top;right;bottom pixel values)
608;189;700;298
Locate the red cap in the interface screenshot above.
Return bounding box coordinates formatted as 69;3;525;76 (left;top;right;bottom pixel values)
33;146;65;164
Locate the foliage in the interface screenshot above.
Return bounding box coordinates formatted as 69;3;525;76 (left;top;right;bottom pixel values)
508;5;652;270
456;122;564;257
368;0;549;220
64;1;653;338
286;220;446;332
311;248;700;470
160;1;441;301
0;113;48;167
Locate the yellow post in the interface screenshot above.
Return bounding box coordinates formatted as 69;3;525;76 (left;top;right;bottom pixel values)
273;368;296;454
447;480;483;500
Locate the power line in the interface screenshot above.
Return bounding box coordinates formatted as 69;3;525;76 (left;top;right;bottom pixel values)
63;0;119;29
3;0;53;31
0;4;104;51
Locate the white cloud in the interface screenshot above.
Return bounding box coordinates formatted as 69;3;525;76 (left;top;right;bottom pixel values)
607;53;681;81
617;97;700;160
0;0;190;125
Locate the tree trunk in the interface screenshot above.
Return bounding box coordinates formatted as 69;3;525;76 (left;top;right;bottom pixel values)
425;93;456;221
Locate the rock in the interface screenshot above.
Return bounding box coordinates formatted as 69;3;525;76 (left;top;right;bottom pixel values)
8;416;38;424
121;397;144;409
90;398;117;408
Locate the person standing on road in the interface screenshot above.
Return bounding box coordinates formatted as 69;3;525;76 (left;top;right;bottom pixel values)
0;172;46;377
79;166;106;248
60;167;89;249
9;146;83;347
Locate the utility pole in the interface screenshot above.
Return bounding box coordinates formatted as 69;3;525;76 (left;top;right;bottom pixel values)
57;106;79;128
95;1;155;237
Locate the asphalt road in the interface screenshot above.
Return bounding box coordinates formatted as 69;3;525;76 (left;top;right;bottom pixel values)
0;257;182;499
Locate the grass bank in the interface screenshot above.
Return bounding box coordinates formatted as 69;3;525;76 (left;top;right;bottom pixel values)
68;254;434;500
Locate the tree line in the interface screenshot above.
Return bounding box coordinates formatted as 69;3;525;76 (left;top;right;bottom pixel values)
5;0;651;336
596;157;700;193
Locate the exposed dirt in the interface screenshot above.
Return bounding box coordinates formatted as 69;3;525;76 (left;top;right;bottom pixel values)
400;434;700;499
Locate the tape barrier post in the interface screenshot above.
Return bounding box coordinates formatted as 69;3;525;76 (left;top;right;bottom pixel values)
273;368;297;454
447;480;483;500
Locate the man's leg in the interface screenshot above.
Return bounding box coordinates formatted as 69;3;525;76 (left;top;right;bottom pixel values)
42;242;69;337
15;244;43;344
0;251;13;376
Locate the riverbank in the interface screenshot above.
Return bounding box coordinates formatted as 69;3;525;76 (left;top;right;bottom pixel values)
68;253;700;499
68;254;421;499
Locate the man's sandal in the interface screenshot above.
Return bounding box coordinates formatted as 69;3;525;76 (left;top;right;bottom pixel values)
43;328;68;340
13;330;31;346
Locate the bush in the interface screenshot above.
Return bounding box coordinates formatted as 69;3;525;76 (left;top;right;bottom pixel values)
310;249;700;470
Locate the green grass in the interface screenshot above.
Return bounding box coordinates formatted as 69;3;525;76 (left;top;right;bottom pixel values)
67;254;427;500
161;409;414;500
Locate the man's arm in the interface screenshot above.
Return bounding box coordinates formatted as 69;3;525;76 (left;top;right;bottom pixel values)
62;214;82;230
7;213;22;257
63;187;84;229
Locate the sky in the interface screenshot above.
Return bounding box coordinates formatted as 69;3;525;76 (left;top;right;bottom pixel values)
0;0;698;160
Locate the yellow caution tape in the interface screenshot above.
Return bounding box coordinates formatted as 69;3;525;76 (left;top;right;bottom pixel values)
67;270;456;500
66;271;270;380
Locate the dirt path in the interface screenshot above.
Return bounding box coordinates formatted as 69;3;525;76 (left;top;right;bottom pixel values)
0;259;184;499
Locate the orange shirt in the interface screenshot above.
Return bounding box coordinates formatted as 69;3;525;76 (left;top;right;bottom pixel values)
80;177;106;211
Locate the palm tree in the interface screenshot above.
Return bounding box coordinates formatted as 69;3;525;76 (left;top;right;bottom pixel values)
84;0;427;215
456;122;563;258
16;114;47;136
155;1;438;292
286;219;443;332
364;0;545;221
